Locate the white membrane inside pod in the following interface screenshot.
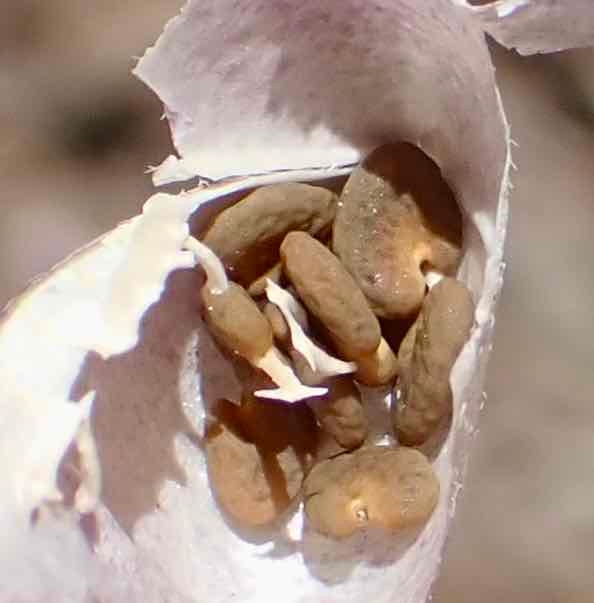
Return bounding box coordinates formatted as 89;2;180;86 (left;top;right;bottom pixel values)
0;2;523;603
465;0;594;55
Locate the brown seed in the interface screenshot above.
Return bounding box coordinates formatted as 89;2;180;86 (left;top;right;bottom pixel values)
206;396;318;528
203;183;337;286
263;302;291;346
333;143;463;319
391;278;474;446
247;262;284;297
307;377;367;450
303;446;439;539
201;282;273;361
354;338;399;386
280;231;381;359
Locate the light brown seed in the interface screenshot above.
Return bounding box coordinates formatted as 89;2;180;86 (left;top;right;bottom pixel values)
263;302;291;346
354;338;399;386
303;446;439;539
280;231;381;359
206;396;318;528
203;183;337;286
307;377;367;450
333;143;463;319
201;282;273;361
391;278;474;446
247;262;284;297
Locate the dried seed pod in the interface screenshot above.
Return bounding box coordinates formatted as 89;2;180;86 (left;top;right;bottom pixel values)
206;396;318;528
203;183;337;286
333;143;463;319
391;277;474;446
303;446;439;539
280;231;381;358
307;377;367;450
186;236;326;402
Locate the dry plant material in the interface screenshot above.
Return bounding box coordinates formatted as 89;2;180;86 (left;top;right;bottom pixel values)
206;396;318;528
203;183;337;287
333;143;463;319
303;446;439;539
391;277;474;446
280;231;398;386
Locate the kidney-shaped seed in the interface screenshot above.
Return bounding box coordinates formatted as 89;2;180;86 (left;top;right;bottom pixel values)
202;282;273;361
280;231;381;359
391;277;474;446
206;396;318;528
333;143;463;319
307;376;368;451
203;183;337;287
303;446;439;539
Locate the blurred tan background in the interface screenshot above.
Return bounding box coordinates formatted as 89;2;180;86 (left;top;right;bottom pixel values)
1;3;593;602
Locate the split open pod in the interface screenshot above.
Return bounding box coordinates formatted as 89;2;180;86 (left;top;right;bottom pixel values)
1;1;593;602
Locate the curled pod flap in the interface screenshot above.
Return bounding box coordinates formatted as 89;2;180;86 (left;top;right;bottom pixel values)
470;0;594;56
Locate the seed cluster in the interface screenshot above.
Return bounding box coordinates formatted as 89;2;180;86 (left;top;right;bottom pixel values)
194;143;474;539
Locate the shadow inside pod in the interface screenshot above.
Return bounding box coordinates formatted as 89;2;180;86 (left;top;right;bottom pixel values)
69;268;203;537
380;315;417;358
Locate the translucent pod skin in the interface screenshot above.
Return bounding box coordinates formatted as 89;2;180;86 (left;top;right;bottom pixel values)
303;446;439;539
280;231;381;359
206;396;318;528
201;282;273;361
391;278;474;446
333;143;463;319
203;183;337;287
